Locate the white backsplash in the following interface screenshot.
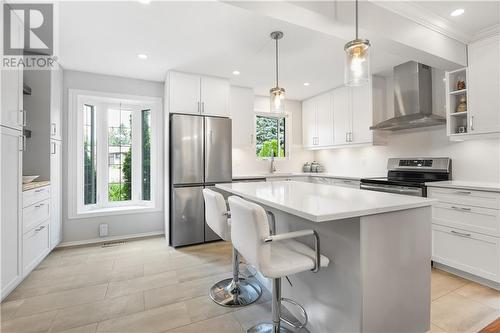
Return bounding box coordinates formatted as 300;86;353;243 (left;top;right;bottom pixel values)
314;127;500;182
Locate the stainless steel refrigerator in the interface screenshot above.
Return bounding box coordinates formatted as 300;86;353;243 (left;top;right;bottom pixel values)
169;114;232;247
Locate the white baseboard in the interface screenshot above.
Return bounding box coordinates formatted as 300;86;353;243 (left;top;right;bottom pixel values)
57;231;165;248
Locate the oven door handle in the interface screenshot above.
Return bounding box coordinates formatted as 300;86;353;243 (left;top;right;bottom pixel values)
360;183;423;196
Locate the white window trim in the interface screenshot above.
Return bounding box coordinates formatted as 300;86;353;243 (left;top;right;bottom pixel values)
68;89;163;219
254;111;292;161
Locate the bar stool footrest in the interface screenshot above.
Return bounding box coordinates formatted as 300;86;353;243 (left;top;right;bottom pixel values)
280;297;308;329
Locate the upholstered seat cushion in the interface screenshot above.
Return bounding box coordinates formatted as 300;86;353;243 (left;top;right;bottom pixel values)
260;239;330;278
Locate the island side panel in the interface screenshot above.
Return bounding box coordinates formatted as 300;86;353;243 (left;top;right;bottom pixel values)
360;206;432;333
263;207;363;333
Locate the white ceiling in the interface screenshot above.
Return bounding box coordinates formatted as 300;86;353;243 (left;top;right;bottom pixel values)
59;1;409;100
414;1;500;38
58;1;498;101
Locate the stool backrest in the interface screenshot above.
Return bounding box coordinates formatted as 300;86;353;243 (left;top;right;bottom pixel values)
202;189;231;241
228;196;271;271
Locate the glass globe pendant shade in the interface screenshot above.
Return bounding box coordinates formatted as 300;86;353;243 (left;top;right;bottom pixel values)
270;86;285;112
344;39;370;86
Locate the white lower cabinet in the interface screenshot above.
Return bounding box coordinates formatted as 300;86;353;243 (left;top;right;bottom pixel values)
432;224;499;282
50;140;62;249
22;186;52;276
429;187;500;284
23;221;50;274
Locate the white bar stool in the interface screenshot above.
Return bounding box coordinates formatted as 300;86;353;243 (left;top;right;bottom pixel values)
202;189;262;307
228;196;330;333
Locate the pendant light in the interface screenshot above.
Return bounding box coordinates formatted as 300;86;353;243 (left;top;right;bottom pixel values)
270;31;285;112
344;0;371;86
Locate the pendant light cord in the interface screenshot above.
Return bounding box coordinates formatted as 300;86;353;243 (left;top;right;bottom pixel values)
275;37;279;87
355;0;359;39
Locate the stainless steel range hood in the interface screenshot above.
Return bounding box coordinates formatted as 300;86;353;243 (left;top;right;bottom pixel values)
370;61;446;131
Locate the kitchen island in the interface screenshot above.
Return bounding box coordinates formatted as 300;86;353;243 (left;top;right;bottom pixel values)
216;181;435;333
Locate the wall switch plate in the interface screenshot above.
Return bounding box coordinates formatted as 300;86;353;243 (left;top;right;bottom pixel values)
99;224;108;237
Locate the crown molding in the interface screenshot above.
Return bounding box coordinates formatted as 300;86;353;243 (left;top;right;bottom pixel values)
473;24;500;42
371;1;472;44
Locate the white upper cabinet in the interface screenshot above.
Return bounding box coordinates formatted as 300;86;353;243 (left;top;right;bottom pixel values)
50;66;63;140
333;87;350;145
316;92;334;147
230;86;254;148
302;78;381;149
168;71;201;114
167;71;230;117
301;91;334;148
468;35;500;136
301;98;317;148
200;76;229;117
1;10;24;130
350;84;373;144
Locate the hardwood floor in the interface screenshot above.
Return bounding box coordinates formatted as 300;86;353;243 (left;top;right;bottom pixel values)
1;236;498;333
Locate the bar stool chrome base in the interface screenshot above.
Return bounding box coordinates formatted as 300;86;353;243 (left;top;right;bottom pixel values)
210;278;261;307
247;323;294;333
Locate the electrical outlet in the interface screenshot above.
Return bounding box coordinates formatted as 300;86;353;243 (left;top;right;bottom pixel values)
99;224;108;237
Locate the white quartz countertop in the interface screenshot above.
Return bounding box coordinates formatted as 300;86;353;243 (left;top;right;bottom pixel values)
216;181;435;222
232;172;382;181
426;180;500;193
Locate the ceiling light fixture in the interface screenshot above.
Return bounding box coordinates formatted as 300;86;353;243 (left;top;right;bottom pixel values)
303;82;310;86
344;0;371;86
450;8;465;17
137;53;148;60
269;31;285;112
138;0;151;4
232;70;240;76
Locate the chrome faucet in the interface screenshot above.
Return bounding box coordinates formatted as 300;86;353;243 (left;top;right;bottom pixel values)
270;150;277;173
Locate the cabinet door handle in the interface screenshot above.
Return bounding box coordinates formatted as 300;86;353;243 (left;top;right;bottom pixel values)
197;101;200;113
35;225;46;232
451;206;472;212
51;123;56;135
22;110;27;126
450;230;471;238
470;116;474;131
51;142;56;154
35;203;45;209
201;102;205;113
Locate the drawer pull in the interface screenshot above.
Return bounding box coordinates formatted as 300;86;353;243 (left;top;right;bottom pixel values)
34;189;44;193
35;203;45;209
455;191;472;195
451;206;472;212
35;225;46;232
450;230;471;237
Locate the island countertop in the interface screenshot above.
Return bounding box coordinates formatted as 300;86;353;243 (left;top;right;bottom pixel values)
216;180;435;222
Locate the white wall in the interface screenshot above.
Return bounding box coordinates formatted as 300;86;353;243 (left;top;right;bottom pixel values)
61;70;165;244
232;97;314;175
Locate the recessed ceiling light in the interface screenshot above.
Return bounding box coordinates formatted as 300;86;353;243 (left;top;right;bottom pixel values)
137;53;148;60
303;82;310;86
450;8;465;17
138;0;151;4
232;70;240;76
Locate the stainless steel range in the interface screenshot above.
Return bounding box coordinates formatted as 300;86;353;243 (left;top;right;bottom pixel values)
360;158;451;197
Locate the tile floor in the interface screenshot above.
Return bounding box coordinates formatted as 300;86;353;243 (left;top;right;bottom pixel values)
1;236;499;333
